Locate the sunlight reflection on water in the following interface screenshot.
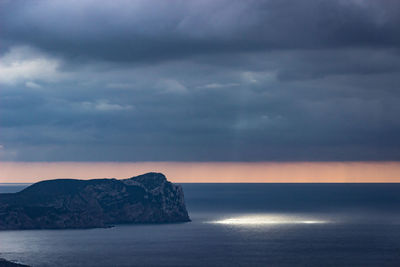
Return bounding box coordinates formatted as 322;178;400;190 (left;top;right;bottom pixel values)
210;214;330;226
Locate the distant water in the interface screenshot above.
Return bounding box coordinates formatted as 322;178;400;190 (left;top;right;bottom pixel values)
1;183;400;266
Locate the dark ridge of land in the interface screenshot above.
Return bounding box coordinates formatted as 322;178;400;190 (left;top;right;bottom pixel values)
0;172;190;230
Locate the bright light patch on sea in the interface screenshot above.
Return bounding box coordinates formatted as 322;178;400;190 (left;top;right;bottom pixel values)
210;214;330;226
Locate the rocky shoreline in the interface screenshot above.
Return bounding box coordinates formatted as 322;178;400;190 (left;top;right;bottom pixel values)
0;258;29;267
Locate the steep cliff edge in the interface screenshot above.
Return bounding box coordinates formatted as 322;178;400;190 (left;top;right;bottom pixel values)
0;173;190;230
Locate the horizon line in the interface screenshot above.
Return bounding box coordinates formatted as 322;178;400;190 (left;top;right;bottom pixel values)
1;161;400;183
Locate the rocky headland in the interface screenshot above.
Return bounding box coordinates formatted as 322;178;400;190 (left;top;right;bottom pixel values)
0;172;190;230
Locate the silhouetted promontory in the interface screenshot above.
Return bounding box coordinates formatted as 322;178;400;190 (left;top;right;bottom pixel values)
0;173;190;230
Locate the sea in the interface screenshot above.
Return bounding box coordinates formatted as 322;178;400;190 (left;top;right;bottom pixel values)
1;183;400;266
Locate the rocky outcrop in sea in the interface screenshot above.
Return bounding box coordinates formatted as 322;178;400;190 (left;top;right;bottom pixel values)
0;172;190;230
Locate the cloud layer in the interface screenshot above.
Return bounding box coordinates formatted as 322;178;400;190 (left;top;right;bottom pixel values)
1;0;400;161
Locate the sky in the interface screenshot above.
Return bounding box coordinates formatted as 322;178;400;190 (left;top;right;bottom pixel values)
1;0;400;181
1;162;400;183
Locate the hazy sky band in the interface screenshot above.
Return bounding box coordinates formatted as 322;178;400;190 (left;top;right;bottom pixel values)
1;162;400;183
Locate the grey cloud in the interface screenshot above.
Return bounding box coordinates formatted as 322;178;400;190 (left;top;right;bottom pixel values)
1;0;400;63
0;0;400;161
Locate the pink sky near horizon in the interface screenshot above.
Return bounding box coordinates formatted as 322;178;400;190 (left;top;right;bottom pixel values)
1;161;400;183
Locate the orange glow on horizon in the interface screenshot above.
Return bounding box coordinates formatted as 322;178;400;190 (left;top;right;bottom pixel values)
1;161;400;183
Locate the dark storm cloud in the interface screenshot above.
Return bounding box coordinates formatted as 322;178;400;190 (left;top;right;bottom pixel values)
1;0;400;62
0;0;400;161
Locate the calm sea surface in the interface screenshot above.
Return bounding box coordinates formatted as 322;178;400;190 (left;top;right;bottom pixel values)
1;183;400;266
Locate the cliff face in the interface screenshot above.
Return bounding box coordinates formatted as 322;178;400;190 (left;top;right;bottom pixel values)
0;173;190;230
